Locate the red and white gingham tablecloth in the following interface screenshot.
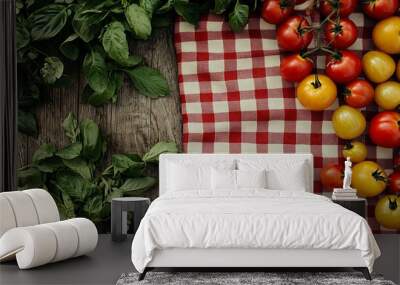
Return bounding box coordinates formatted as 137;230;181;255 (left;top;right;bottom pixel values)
174;12;395;233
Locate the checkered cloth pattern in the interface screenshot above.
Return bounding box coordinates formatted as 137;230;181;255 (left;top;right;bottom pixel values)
174;12;396;233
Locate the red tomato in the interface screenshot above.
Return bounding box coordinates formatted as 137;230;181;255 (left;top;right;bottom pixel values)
277;16;313;52
343;79;374;108
363;0;399;20
280;54;313;82
320;163;343;189
389;171;400;193
321;0;358;17
369;111;400;148
326;50;362;84
324;18;358;49
262;0;294;24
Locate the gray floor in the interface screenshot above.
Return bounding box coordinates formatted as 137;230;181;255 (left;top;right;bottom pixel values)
1;234;399;285
0;235;134;285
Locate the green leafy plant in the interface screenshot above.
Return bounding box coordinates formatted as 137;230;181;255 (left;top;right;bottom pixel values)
17;112;178;226
16;0;257;136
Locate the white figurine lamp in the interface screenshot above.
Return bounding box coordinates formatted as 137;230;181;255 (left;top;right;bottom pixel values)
332;157;358;200
343;157;354;190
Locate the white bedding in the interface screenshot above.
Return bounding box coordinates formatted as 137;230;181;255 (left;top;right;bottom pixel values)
131;190;380;273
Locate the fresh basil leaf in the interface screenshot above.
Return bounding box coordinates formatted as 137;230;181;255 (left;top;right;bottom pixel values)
157;0;174;14
112;154;145;176
53;171;85;201
32;143;56;163
63;157;92;180
102;21;130;65
17;167;43;189
59;34;79;61
40;57;64;84
56;142;82;159
18;110;38;137
16;21;30;50
117;55;142;67
125;4;152;40
142;141;178;162
83;49;108;93
106;189;123;202
87;72;123;106
62;112;80;143
228;0;249;32
80;84;94;104
35;157;63;173
72;3;109;43
125;66;169;98
83;196;103;218
213;0;233;14
174;0;201;26
59;191;76;219
139;0;162;15
29;4;69;41
119;176;156;193
80;118;102;161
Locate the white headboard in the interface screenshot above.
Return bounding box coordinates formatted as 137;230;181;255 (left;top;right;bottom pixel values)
159;153;314;195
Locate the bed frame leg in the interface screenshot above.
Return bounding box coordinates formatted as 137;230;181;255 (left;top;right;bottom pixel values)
138;268;148;281
354;267;371;280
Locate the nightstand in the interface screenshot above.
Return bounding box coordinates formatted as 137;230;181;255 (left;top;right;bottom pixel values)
332;198;367;218
111;197;150;242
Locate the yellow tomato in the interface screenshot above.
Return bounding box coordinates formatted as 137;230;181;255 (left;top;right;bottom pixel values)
332;106;366;139
342;141;368;163
375;195;400;229
352;161;387;197
362;51;395;83
296;74;337;111
373;16;400;54
375;81;400;110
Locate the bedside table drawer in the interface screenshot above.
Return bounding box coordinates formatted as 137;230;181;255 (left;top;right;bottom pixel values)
333;200;366;218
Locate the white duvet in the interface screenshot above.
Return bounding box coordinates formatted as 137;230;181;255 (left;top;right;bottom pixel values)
131;190;380;273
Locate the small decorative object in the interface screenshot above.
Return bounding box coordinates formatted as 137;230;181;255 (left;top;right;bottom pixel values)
332;157;359;200
343;157;353;190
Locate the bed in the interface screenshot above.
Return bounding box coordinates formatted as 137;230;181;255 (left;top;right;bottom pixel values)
131;154;380;280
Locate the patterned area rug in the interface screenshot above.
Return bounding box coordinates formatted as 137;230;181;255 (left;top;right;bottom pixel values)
116;272;395;285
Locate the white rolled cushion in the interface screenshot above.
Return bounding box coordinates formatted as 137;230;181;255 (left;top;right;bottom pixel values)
0;226;57;269
0;218;98;269
211;168;236;190
236;169;267;189
0;191;39;227
0;196;17;237
65;218;98;257
23;189;59;224
42;221;79;262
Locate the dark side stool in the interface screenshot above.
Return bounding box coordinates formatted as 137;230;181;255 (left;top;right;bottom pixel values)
111;197;150;242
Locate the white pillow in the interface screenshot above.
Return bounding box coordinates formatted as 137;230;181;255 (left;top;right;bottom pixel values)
237;159;308;191
211;169;267;190
211;168;236;190
236;169;267;189
167;160;236;192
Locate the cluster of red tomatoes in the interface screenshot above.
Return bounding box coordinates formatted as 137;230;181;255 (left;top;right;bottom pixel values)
262;0;400;229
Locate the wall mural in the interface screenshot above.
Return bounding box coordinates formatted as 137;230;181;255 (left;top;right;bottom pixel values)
16;0;399;233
